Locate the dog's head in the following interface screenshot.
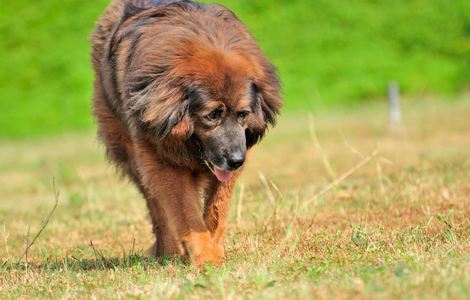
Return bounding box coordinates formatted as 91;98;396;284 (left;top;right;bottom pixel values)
122;4;282;181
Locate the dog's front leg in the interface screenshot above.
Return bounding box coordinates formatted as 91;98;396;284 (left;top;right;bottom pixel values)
203;174;239;258
133;143;222;267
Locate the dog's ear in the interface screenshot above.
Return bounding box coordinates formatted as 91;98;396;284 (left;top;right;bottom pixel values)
253;61;282;126
167;102;193;140
150;98;193;140
245;123;265;149
127;77;193;140
246;65;282;148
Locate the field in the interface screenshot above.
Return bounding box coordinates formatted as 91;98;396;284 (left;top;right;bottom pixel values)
1;96;469;299
1;0;470;137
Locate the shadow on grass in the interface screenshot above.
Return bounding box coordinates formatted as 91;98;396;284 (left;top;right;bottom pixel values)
1;254;185;272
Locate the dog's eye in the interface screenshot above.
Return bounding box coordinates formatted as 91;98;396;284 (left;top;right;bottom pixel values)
237;111;250;123
205;109;223;122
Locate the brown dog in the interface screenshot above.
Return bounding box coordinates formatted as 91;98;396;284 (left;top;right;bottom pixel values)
91;0;282;267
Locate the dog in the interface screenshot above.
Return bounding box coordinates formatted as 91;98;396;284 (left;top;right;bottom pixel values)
91;0;282;267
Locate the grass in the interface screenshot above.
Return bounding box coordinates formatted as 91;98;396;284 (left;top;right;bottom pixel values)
1;96;469;299
1;0;470;137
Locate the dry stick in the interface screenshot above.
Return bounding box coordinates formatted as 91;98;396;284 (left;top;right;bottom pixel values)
308;114;337;180
270;180;284;199
376;162;387;199
258;172;276;205
338;129;366;159
3;224;11;264
131;237;136;256
24;226;31;266
340;129;394;166
89;240;107;269
18;178;60;264
340;131;392;207
302;149;379;210
236;184;245;226
118;241;126;260
269;180;286;223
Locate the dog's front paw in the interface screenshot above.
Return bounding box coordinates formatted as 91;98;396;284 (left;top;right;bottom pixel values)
192;248;223;268
184;231;224;268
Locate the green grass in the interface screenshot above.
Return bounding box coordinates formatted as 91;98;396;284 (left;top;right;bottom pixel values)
1;96;469;299
1;0;470;138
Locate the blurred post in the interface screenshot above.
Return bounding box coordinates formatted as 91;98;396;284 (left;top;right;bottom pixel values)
388;82;401;129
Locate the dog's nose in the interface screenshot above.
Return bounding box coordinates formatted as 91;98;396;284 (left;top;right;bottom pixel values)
227;152;245;170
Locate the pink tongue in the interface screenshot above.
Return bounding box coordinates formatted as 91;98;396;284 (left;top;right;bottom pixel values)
214;167;233;182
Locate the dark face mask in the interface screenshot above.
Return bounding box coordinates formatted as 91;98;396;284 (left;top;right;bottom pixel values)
198;116;247;182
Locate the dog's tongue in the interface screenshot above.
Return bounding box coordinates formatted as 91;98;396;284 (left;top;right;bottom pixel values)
214;167;233;182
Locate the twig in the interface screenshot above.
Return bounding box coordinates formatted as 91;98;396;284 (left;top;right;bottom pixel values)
376;161;387;200
3;223;10;261
119;241;126;260
236;184;245;226
338;129;366;159
259;173;276;205
308;114;337;180
131;237;136;256
303;149;379;209
24;226;31;265
270;180;284;199
18;178;60;263
89;240;107;269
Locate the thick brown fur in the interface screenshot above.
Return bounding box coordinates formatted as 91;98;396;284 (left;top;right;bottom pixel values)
91;0;282;267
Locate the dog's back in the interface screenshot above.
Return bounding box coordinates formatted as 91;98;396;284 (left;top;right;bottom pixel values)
91;0;125;69
91;0;190;69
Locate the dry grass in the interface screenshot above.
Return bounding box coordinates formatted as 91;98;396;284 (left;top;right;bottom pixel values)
0;95;469;299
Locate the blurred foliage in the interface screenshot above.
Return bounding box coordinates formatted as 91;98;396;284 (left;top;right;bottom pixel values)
0;0;469;138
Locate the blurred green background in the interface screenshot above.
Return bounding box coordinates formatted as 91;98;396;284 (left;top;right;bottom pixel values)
1;0;469;138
